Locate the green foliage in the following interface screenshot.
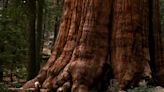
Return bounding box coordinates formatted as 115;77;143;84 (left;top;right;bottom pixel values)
42;0;63;48
127;85;154;92
0;0;64;81
15;66;27;79
44;0;63;32
0;0;28;80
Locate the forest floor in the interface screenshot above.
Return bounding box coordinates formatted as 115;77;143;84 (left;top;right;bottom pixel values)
0;75;26;91
1;75;164;92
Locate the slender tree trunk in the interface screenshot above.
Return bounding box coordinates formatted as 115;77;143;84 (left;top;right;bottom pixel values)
22;0;163;91
10;71;13;82
0;60;3;82
0;0;9;82
35;0;44;74
151;0;164;85
27;0;37;80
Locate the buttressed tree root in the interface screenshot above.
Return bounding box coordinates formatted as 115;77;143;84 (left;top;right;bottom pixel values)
21;0;164;92
22;0;111;91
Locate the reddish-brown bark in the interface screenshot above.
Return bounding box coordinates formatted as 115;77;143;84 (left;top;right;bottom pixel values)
22;0;111;91
21;0;163;91
111;0;152;89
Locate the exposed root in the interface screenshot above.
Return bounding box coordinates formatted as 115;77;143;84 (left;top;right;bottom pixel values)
22;51;109;92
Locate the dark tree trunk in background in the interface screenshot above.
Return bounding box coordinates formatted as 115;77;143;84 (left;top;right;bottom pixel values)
151;0;164;85
0;0;9;82
22;0;164;91
0;71;2;82
0;61;3;82
35;0;44;74
27;0;37;81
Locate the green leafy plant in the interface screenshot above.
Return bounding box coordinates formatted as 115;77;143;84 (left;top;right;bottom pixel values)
127;85;154;92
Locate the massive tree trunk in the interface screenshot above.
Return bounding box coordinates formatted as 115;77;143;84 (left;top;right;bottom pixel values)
22;0;163;91
111;0;151;89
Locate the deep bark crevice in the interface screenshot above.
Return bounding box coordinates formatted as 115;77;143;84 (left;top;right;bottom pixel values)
148;0;157;84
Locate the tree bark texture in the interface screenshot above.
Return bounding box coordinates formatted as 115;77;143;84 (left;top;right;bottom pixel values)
151;0;164;85
111;0;153;89
22;0;163;91
26;0;37;80
35;0;44;75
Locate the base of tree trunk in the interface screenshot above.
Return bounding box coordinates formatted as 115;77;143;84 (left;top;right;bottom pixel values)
21;0;164;91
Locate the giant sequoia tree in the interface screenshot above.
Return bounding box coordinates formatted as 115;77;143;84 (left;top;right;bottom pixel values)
22;0;164;91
